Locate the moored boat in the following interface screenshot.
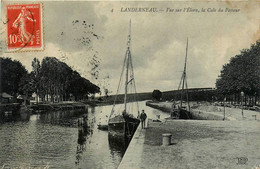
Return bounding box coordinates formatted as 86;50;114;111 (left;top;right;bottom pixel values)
171;38;192;119
108;20;140;141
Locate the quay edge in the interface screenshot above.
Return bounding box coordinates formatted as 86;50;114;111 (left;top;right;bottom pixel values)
145;101;234;120
118;123;145;169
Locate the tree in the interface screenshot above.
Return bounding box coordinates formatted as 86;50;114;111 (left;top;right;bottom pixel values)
39;57;100;102
104;89;109;98
31;58;41;103
18;73;34;104
216;40;260;105
0;57;28;101
152;90;162;101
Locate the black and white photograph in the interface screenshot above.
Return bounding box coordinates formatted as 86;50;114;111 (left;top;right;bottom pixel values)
0;1;260;168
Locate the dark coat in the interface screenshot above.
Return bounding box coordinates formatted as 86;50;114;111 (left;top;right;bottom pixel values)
140;112;147;121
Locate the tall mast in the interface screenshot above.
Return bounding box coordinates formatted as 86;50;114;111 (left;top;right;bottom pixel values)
124;20;131;111
180;38;188;108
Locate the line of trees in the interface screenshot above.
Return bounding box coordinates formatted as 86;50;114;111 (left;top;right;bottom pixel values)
216;40;260;106
1;57;100;103
161;88;216;102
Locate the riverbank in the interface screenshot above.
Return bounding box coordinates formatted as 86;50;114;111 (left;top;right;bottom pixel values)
0;103;20;113
119;119;260;169
28;99;138;112
28;101;87;112
146;101;260;121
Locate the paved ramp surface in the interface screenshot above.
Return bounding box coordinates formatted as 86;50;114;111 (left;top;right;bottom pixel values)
118;124;146;169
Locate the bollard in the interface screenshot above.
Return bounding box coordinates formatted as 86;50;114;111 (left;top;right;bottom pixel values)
162;133;172;146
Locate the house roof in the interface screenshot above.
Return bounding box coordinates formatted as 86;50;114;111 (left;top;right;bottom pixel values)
17;95;23;99
1;92;13;98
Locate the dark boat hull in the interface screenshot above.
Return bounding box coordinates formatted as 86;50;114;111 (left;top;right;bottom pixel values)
179;108;192;119
168;108;192;119
108;115;140;142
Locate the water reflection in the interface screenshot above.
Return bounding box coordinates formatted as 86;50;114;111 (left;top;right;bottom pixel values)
0;110;30;123
75;113;94;166
0;101;170;169
108;134;127;158
38;109;87;127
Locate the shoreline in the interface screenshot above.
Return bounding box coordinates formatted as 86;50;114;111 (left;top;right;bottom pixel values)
146;100;260;121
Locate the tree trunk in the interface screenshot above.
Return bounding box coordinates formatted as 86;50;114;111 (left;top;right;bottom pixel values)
42;95;44;102
36;89;39;104
24;94;27;105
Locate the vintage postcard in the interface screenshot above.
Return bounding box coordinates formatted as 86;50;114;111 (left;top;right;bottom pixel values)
0;1;260;169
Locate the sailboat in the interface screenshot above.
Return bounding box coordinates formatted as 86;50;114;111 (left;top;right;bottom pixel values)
171;38;192;119
108;20;140;141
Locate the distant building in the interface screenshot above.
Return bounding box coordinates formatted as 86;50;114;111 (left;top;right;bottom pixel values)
0;92;13;103
17;95;30;105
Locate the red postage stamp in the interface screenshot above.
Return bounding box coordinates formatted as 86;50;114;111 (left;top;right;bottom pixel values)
6;4;43;51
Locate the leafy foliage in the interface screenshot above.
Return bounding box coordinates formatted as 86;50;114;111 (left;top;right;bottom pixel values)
38;57;100;102
0;57;100;102
216;40;260;98
0;57;27;98
152;90;162;101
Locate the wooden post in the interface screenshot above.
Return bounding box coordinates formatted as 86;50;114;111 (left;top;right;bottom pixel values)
223;96;226;120
241;91;244;119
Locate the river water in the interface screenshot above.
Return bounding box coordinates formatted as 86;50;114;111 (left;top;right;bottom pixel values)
0;101;169;169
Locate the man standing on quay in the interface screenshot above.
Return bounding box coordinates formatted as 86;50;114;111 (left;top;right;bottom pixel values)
140;110;147;129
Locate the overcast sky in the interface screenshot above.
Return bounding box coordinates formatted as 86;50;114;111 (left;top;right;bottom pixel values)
1;1;260;94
